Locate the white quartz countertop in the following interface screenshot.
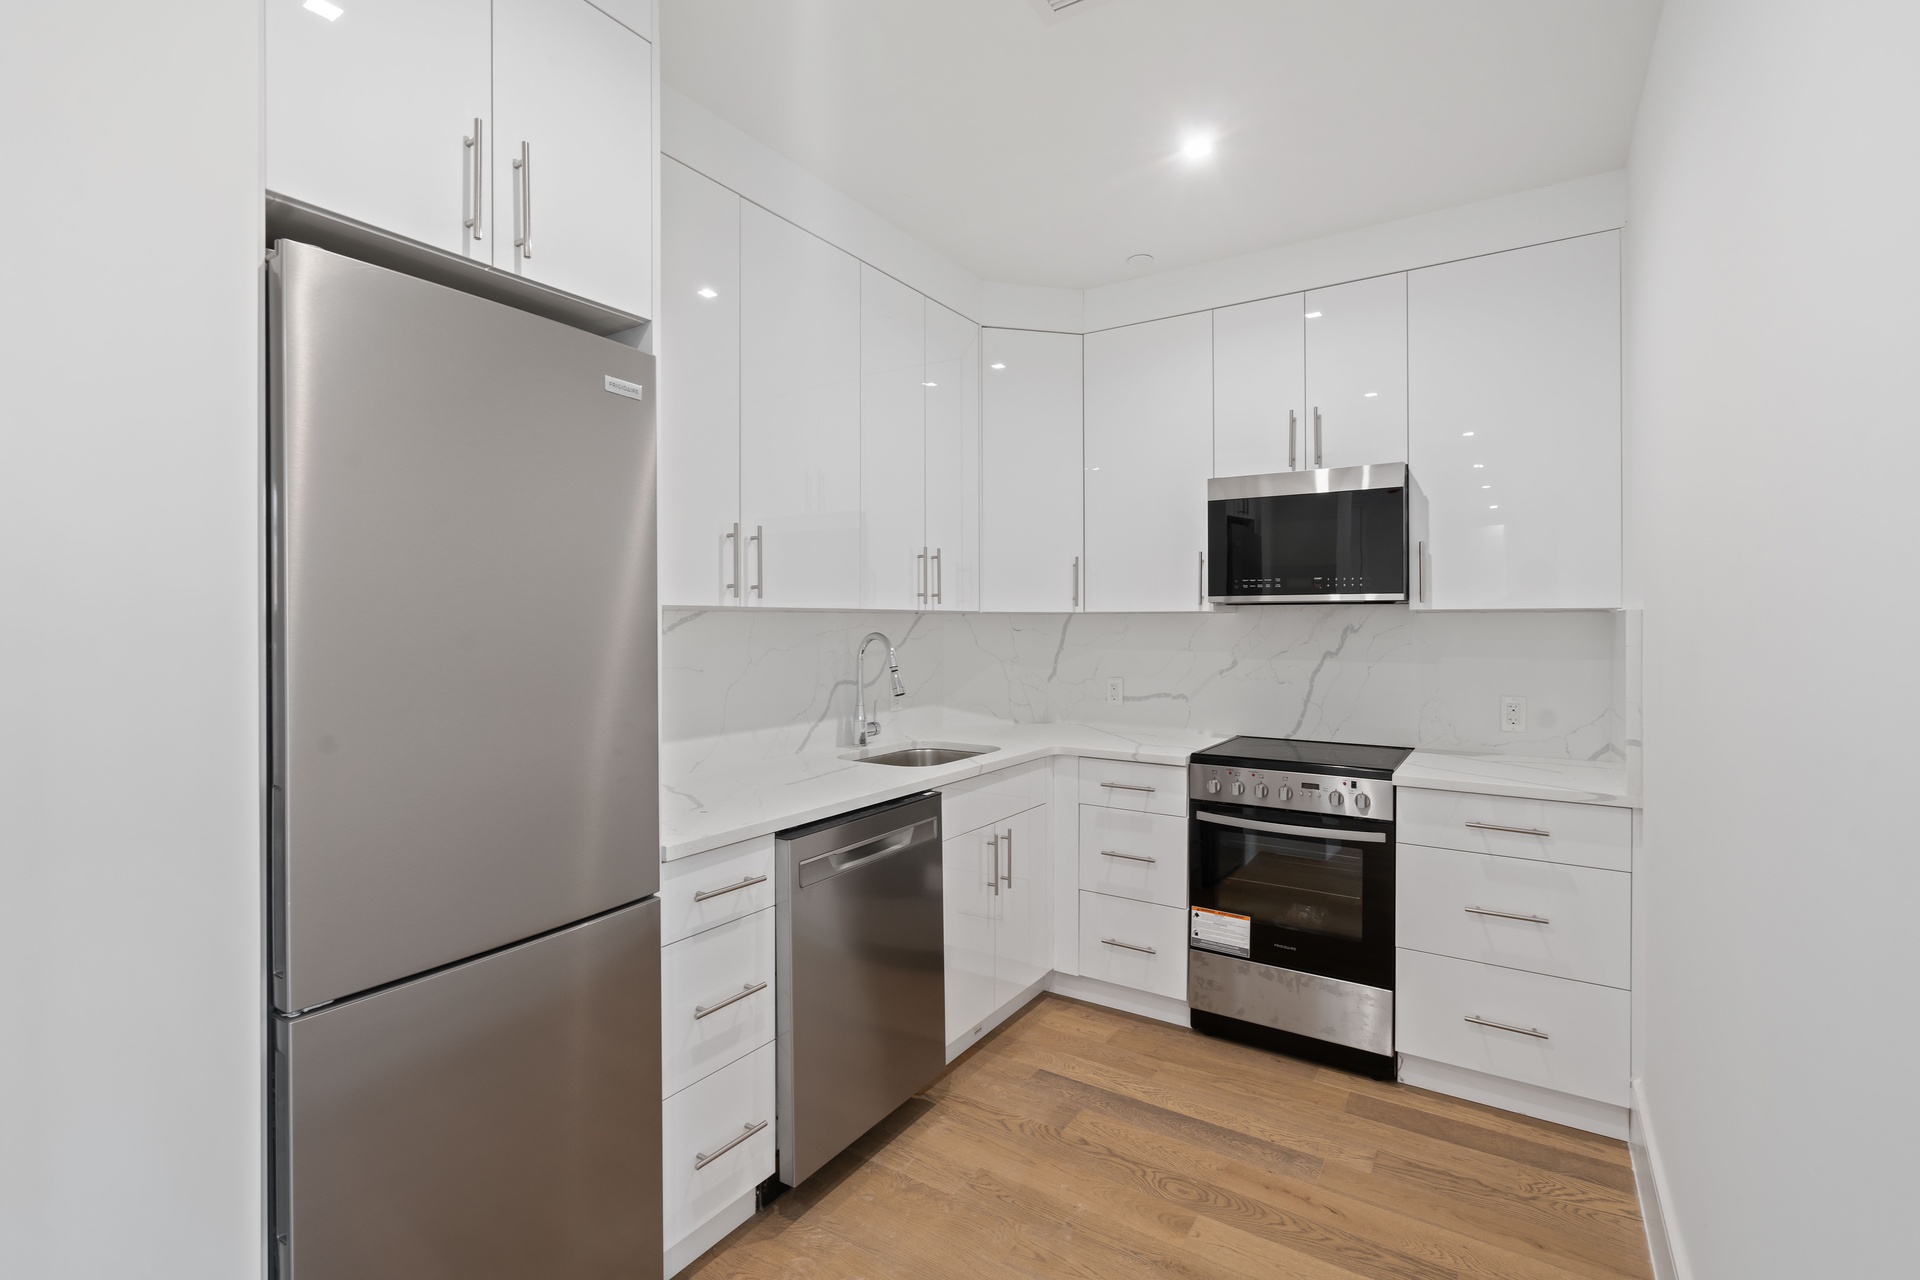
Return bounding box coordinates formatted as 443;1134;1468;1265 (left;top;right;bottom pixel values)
661;719;1223;861
660;716;1636;862
1393;750;1636;808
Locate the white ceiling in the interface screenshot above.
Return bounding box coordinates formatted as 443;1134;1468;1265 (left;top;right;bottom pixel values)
661;0;1662;290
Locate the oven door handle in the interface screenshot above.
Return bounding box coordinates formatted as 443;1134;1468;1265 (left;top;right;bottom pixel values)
1195;810;1386;843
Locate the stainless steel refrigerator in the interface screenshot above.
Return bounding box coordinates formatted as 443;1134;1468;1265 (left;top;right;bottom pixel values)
267;241;661;1279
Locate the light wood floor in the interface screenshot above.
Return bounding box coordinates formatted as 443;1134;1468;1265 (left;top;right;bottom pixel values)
684;995;1653;1280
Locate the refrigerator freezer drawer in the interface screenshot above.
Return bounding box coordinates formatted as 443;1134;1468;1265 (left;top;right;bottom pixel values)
273;897;662;1280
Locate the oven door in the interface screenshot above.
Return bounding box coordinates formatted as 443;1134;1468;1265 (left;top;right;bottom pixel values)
1188;805;1394;990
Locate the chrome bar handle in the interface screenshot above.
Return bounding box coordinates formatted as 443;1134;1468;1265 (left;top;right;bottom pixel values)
750;526;764;598
1197;551;1205;608
988;832;1000;896
725;523;741;599
1288;409;1297;469
1197;810;1387;842
1465;821;1552;838
1001;826;1012;885
1464;1015;1549;1041
693;981;768;1020
1071;556;1080;608
694;1119;768;1169
693;874;767;903
1314;406;1323;467
1099;850;1156;864
464;118;483;239
1099;782;1155;793
1417;539;1427;605
917;548;928;604
1464;906;1551;925
513;140;532;259
1101;938;1156;956
932;548;943;605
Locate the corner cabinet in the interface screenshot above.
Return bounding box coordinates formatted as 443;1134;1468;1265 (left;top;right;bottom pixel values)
266;0;653;317
1408;232;1622;610
980;329;1084;612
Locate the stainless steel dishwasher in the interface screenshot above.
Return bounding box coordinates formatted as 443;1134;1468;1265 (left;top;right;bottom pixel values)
775;791;945;1186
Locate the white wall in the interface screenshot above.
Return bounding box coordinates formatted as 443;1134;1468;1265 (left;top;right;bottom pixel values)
0;5;263;1278
1626;2;1920;1276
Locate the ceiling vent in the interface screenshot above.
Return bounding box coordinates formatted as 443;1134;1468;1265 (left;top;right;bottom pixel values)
1030;0;1107;20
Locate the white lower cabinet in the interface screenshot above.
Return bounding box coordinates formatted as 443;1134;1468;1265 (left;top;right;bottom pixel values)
1397;843;1630;989
660;909;775;1097
943;800;1050;1049
1396;949;1629;1107
659;833;775;945
1396;788;1632;873
1077;805;1187;908
1077;891;1187;1000
662;1041;776;1253
1076;758;1189;816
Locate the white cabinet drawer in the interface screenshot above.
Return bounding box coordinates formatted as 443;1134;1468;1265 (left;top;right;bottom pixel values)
660;834;776;944
1077;892;1187;1000
661;909;775;1097
1078;805;1188;909
1398;844;1630;989
1078;758;1187;816
662;1041;776;1252
942;759;1049;838
1397;789;1631;872
1396;950;1629;1106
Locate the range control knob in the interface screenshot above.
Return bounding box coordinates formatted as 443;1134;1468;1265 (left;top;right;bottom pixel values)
1277;784;1294;802
1326;789;1345;808
1207;778;1222;794
1253;782;1269;799
1231;781;1246;797
1353;791;1372;814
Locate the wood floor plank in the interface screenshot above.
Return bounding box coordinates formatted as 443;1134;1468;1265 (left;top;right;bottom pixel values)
679;996;1653;1280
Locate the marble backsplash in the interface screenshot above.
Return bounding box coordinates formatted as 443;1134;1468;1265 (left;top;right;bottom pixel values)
661;604;1624;768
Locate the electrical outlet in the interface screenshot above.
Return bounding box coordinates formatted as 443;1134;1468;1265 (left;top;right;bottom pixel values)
1105;677;1124;705
1500;695;1528;733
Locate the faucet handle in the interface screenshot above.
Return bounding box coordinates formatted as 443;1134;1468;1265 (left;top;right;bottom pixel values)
862;720;880;744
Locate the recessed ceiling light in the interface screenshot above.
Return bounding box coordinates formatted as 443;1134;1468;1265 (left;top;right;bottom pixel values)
1462;432;1475;437
696;287;717;299
1304;311;1322;318
1473;463;1484;468
990;363;1006;370
1181;134;1215;160
1127;253;1155;267
1489;505;1499;510
922;382;937;387
1482;485;1491;490
304;0;343;19
1364;391;1378;398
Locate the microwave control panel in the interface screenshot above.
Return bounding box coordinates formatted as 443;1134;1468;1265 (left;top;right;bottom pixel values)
1187;763;1395;822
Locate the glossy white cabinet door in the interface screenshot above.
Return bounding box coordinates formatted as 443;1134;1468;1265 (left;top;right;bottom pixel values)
266;0;492;258
924;302;981;611
859;266;926;610
994;805;1051;1007
1214;295;1306;476
1084;313;1213;612
943;825;999;1044
1304;274;1408;469
492;0;652;316
1408;232;1622;610
981;329;1084;612
659;160;742;607
739;205;862;608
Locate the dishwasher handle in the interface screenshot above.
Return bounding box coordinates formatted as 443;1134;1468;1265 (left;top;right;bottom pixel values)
797;817;938;888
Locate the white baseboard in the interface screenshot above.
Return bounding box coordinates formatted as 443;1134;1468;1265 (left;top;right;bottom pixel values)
1397;1054;1628;1140
945;972;1053;1061
1047;971;1191;1027
665;1186;756;1279
1629;1078;1689;1280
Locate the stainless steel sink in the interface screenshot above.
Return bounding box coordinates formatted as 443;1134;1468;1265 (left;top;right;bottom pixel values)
841;742;997;768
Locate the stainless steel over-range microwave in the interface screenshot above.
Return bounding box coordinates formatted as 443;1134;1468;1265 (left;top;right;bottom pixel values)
1206;463;1420;604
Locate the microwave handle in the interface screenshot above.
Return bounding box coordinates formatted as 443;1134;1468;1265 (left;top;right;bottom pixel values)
1288;409;1297;470
1195;810;1386;843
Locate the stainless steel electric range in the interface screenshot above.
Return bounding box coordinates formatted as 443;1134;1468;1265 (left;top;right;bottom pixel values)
1186;736;1414;1080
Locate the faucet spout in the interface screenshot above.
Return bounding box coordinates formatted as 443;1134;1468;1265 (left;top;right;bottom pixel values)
855;631;904;746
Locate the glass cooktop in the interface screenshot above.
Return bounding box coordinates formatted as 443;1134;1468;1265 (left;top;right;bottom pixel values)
1190;736;1414;780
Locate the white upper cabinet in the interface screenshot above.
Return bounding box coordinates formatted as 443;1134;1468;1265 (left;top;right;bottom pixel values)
1304;274;1408;469
859;267;927;610
739;205;862;609
1213;295;1306;477
659;160;741;607
267;0;493;259
981;330;1084;613
924;303;981;612
1409;232;1622;610
1084;314;1213;612
491;0;653;317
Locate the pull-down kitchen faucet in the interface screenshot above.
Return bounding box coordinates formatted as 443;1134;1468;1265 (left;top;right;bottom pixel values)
854;632;905;746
